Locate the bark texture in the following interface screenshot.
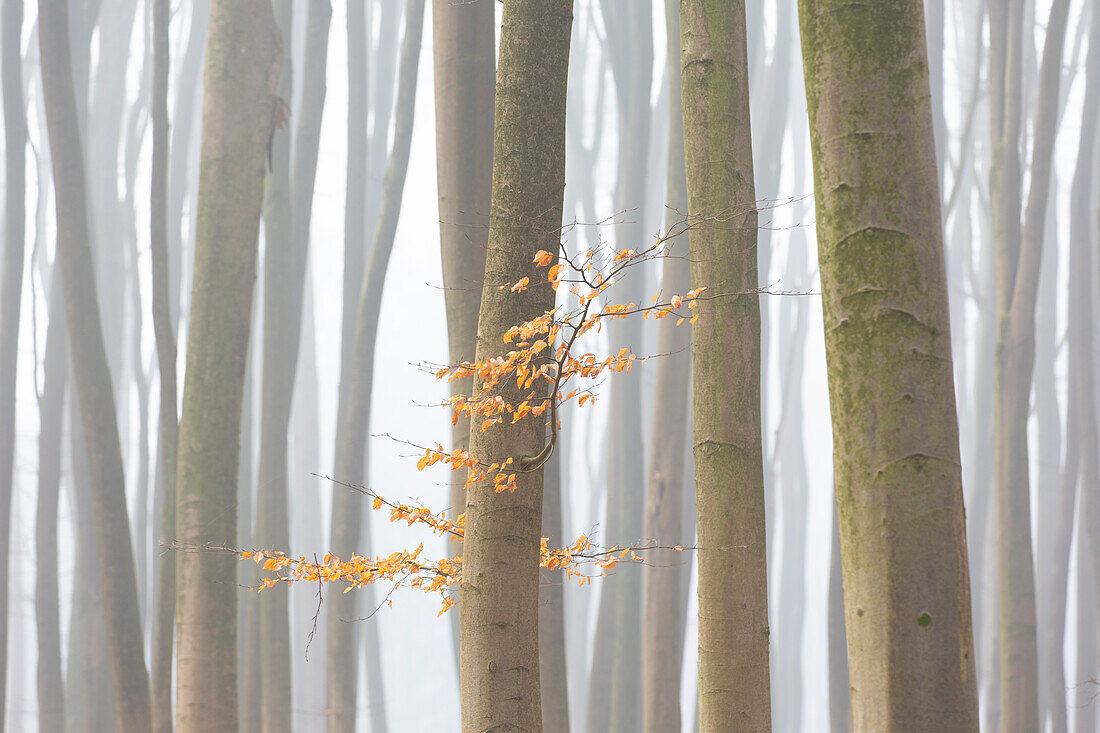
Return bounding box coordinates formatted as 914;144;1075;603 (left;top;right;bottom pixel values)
797;0;979;729
173;0;281;728
458;2;573;731
679;1;771;729
39;1;153;730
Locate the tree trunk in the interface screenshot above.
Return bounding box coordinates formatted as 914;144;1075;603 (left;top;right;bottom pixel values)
36;280;67;733
149;0;177;729
458;2;572;731
0;0;26;723
539;451;570;732
992;3;1072;727
828;508;851;733
173;0;281;728
326;3;423;730
679;1;771;729
585;3;652;728
641;2;689;730
797;0;979;729
432;0;495;663
39;1;152;729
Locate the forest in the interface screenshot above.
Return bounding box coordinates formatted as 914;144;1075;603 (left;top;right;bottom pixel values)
0;0;1096;731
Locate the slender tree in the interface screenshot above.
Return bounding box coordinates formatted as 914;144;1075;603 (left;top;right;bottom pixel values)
992;2;1072;727
797;0;979;729
148;0;177;729
39;0;152;729
35;280;66;733
585;4;652;728
173;0;281;728
0;0;26;722
326;2;424;729
641;1;690;730
458;2;573;731
432;0;495;659
679;0;771;728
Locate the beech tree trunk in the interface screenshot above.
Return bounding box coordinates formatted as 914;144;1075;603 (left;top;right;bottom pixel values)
641;2;690;730
173;0;281;728
679;0;771;729
36;279;67;733
326;3;423;730
991;2;1072;728
38;1;153;729
149;0;177;729
432;0;495;661
798;0;979;729
585;4;652;728
0;0;26;722
458;2;572;731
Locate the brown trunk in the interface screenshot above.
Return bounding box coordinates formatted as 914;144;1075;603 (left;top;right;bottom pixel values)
173;0;281;728
458;2;573;730
828;509;851;733
680;1;771;728
39;0;152;729
798;0;979;728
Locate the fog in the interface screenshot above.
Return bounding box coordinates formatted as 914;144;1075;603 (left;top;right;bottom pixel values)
1;0;1097;731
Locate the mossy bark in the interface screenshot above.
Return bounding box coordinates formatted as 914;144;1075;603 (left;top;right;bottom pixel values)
173;0;281;728
641;2;690;731
797;0;979;729
325;3;423;730
457;2;572;731
679;1;771;729
431;0;495;662
38;1;153;730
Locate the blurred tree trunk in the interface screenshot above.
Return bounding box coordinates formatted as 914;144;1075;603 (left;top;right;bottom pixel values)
173;0;281;727
166;0;209;323
326;2;423;730
289;275;325;727
680;0;771;729
458;1;572;731
539;451;570;732
149;0;177;727
39;0;152;729
36;279;67;733
432;0;495;664
1076;0;1100;664
585;3;652;729
65;403;118;733
0;0;26;723
641;2;689;730
990;2;1072;728
254;2;330;727
798;0;979;729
